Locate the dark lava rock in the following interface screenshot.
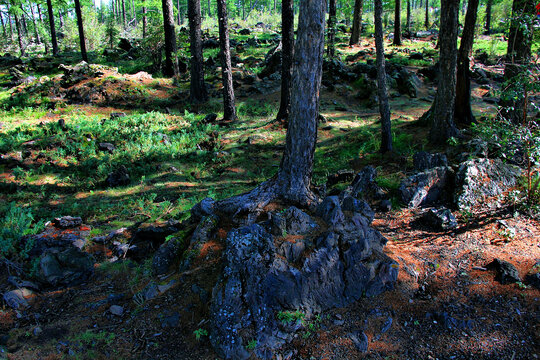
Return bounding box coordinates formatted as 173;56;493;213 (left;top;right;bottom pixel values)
396;68;420;98
53;216;83;229
239;28;251;35
316;196;345;228
202;37;220;49
413;151;448;171
152;228;192;276
341;196;375;223
327;169;356;187
418;62;439;82
202;113;218;124
487;258;521;284
420;207;457;231
3;289;33;309
110;112;127;119
98;142;115;153
118;38;133;52
409;52;424;60
351;166;380;198
426;311;473;329
37;247;94;287
267;206;319;236
106;165;130;187
259;43;282;78
349;331;369;353
191;197;216;221
210;210;398;359
399;167;453;208
454;158;521;210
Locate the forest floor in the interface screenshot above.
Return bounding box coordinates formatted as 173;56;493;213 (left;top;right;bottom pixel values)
1;31;539;359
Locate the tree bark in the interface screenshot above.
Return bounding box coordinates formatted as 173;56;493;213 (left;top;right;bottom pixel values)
422;0;460;145
501;0;535;124
276;0;294;122
406;0;411;35
217;0;236;121
207;0;211;17
424;0;429;29
327;0;336;57
188;0;208;103
142;0;147;38
484;0;492;34
58;10;63;29
162;0;180;76
393;0;402;45
6;3;13;41
349;0;363;45
74;0;88;62
46;0;58;55
375;0;392;152
0;10;6;38
177;0;181;24
121;0;126;27
28;2;40;44
14;13;25;57
454;0;479;126
217;0;325;215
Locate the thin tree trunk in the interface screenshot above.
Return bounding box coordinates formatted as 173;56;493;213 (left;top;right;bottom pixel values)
7;4;14;41
501;0;535;124
349;0;363;45
121;0;126;27
424;0;429;29
327;0;336;57
207;0;211;17
29;2;41;44
74;0;88;62
276;0;294;122
14;13;25;56
162;0;179;76
217;0;236;121
375;0;392;152
46;0;59;55
406;0;411;35
484;0;492;34
422;0;460;144
142;0;147;38
177;0;181;24
454;0;479;126
0;11;6;38
58;10;63;28
217;0;326;214
188;0;208;103
393;0;402;45
131;0;136;23
21;9;27;36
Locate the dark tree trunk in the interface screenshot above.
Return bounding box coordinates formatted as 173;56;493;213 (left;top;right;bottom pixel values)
425;0;429;29
29;2;41;44
501;0;535;124
349;0;363;45
6;3;13;41
14;13;25;56
0;11;6;38
207;0;211;17
421;0;460;145
142;0;147;38
131;0;136;23
177;0;181;24
121;0;126;27
327;0;336;57
406;0;411;34
21;9;27;35
74;0;88;62
276;0;294;122
46;0;58;55
375;0;392;152
484;0;492;34
454;0;479;126
393;0;402;45
188;0;208;103
217;0;326;215
162;0;179;76
58;10;63;29
217;0;236;121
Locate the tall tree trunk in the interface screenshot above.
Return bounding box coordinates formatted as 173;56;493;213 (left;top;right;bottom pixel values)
454;0;479;126
424;0;429;29
74;0;88;62
131;0;136;23
217;0;236;121
21;9;27;35
188;0;208;103
406;0;411;35
276;0;294;122
393;0;402;45
29;2;41;44
501;0;535;124
121;0;126;27
327;0;336;57
217;0;326;214
162;0;179;76
484;0;492;34
46;0;59;55
421;0;460;144
58;10;63;28
0;10;6;38
14;13;25;56
349;0;363;45
375;0;392;152
207;0;211;17
177;0;181;24
7;3;14;41
142;0;147;38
